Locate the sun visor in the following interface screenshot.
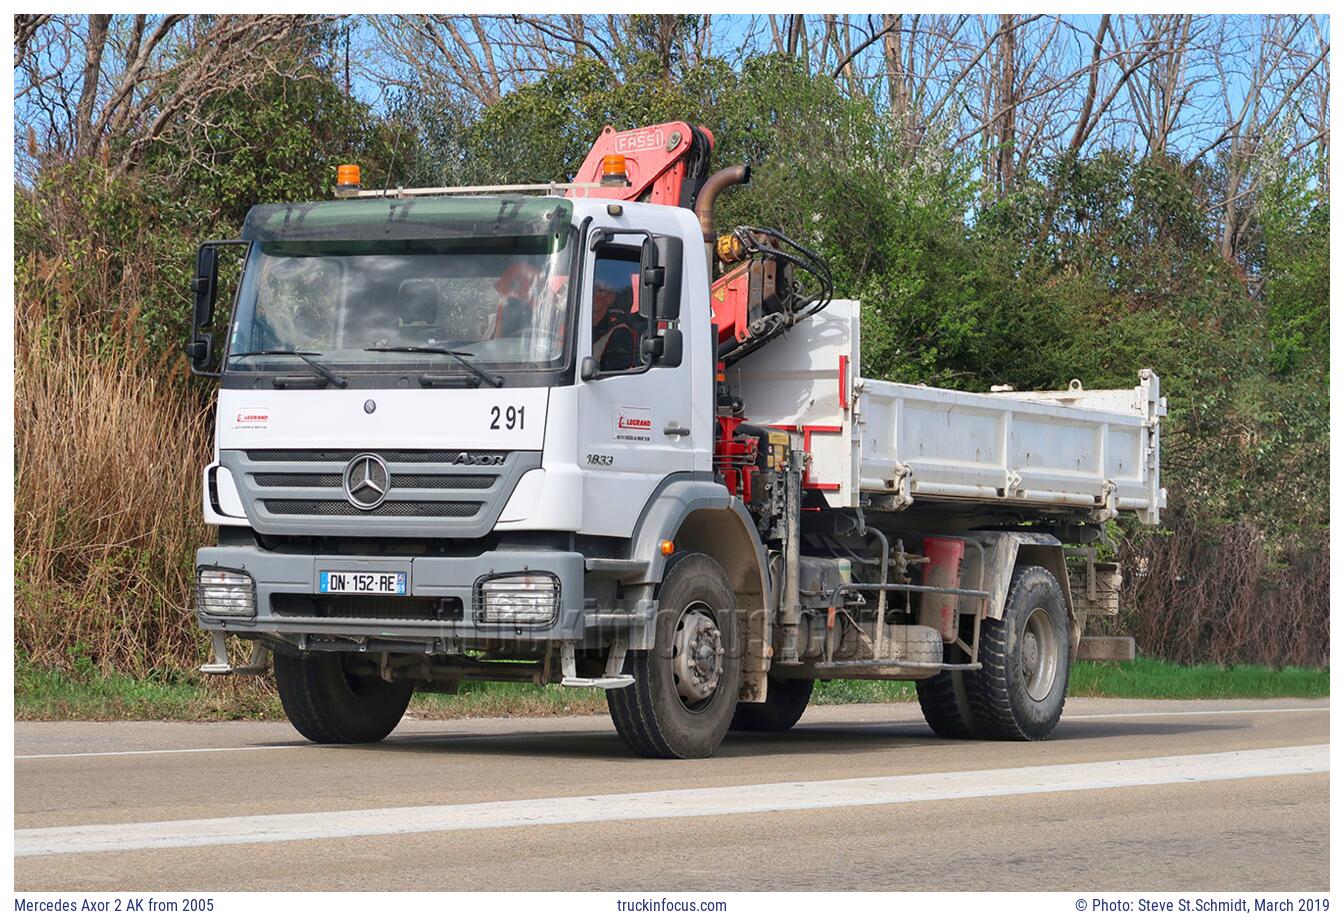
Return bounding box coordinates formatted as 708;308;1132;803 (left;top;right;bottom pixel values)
241;196;574;243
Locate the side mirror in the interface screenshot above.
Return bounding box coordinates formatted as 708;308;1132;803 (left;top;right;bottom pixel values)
641;235;683;322
184;334;213;374
192;245;219;329
579;356;598;381
652;328;682;367
186;238;245;379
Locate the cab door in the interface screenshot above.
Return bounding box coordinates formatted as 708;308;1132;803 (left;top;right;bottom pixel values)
576;229;702;536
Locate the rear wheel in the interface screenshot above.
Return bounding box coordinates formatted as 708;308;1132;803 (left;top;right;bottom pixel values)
916;668;981;739
730;676;814;732
607;553;742;758
274;651;413;744
916;632;984;739
967;565;1072;741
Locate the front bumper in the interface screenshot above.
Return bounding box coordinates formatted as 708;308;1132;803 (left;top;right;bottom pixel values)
194;545;588;644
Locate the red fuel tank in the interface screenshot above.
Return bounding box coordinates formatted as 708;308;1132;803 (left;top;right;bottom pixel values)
921;537;966;643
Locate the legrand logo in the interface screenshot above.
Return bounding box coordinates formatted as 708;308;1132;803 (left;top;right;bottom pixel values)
615;406;653;442
233;408;270;429
451;452;506;466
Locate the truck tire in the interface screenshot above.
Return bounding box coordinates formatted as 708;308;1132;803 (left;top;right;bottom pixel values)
274;651;414;744
967;565;1071;741
607;553;743;759
915;665;981;739
730;676;813;732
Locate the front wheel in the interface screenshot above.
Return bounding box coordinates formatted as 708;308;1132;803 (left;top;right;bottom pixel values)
607;553;743;758
967;565;1072;741
274;651;414;744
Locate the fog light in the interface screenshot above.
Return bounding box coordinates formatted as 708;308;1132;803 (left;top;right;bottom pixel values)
476;573;559;626
196;568;256;618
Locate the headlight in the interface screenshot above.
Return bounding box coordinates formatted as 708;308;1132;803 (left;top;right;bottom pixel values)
475;573;559;626
196;568;256;619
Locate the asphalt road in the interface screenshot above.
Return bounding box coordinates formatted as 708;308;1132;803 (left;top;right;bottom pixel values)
14;698;1329;891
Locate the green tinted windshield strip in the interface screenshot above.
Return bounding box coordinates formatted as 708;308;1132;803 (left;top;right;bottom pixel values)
256;235;567;257
241;196;573;242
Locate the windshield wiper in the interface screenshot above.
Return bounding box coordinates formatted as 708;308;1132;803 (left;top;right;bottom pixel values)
229;350;349;389
364;346;504;388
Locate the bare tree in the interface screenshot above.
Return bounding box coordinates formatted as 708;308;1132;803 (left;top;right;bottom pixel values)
16;15;316;177
238;14;1337;231
1115;15;1207;156
1198;16;1331;266
369;14;728;115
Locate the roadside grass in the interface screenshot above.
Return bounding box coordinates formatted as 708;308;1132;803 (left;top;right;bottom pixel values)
15;656;1328;722
1065;657;1330;699
16;660;284;721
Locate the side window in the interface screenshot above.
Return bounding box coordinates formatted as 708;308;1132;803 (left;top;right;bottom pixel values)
590;246;648;374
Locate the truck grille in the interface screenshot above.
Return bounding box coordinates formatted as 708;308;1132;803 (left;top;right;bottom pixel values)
263;499;481;517
253;473;496;490
220;447;541;538
272;593;464;621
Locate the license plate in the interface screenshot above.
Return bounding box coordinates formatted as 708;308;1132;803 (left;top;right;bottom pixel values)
319;571;408;595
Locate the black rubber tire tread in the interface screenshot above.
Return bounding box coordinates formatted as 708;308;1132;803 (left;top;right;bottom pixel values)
606;660;669;757
915;669;980;739
966;565;1072;741
916;621;983;739
606;553;742;759
274;651;414;744
730;676;814;732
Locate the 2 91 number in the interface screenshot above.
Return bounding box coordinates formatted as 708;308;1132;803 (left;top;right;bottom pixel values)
491;405;524;430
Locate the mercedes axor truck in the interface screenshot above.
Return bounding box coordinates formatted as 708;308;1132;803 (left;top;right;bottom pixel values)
186;122;1165;758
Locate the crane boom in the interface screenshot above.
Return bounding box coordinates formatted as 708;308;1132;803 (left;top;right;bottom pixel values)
569;122;831;366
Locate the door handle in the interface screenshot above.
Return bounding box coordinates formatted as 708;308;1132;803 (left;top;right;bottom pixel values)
664;423;691;437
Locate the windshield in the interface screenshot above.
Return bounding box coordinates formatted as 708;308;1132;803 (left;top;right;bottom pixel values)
225;233;574;376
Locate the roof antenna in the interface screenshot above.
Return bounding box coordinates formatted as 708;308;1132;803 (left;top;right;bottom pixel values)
380;90;407;199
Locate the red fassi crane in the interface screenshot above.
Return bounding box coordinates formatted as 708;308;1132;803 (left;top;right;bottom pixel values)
570;122;834;506
568;122;831;365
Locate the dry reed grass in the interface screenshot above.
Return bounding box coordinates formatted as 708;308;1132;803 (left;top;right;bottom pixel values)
15;286;215;674
1117;511;1329;667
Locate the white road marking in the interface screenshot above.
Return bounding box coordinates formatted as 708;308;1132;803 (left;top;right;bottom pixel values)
14;743;310;760
14;705;1328;760
11;728;591;760
1064;706;1329;721
15;744;1328;857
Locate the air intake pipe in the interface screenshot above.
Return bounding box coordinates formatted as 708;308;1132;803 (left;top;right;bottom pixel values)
693;165;751;270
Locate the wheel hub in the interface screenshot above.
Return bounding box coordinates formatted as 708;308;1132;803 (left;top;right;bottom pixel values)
673;607;724;707
1020;606;1060;703
1022;631;1040;675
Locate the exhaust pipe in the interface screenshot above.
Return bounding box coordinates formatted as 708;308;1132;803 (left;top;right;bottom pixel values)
694;165;751;268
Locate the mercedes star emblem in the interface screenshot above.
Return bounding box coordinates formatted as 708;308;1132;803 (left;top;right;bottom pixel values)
343;453;390;510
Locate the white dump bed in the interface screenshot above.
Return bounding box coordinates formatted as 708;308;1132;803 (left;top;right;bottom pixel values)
730;301;1166;524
